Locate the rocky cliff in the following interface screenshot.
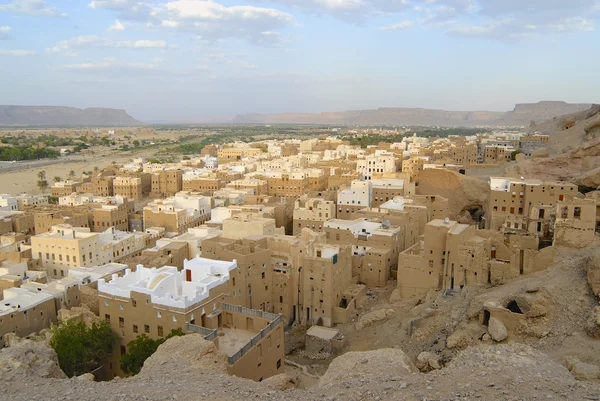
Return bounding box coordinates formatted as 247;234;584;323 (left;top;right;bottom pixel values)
233;101;592;126
0;106;141;126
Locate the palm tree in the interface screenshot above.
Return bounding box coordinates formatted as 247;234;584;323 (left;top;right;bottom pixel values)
69;170;76;178
53;176;62;183
37;171;46;181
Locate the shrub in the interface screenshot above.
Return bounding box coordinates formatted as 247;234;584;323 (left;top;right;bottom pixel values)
50;320;117;377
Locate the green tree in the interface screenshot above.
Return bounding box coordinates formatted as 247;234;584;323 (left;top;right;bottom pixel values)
511;150;521;161
53;176;62;183
37;180;48;191
50;320;117;377
37;170;46;181
69;170;76;178
132;140;140;147
120;328;184;375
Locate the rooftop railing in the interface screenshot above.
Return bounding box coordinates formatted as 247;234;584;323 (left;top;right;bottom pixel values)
186;323;218;342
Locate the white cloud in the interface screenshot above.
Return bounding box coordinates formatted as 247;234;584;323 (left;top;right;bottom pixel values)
0;26;11;40
47;36;169;54
379;21;413;31
62;60;158;72
108;19;126;31
89;0;295;44
0;0;67;18
0;49;36;56
89;0;155;21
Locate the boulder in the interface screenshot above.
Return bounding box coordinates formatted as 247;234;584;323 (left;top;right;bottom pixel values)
576;166;600;189
570;362;600;381
0;339;66;379
356;308;395;330
318;348;417;387
141;334;227;375
416;168;488;219
488;317;508;342
415;351;441;372
77;373;95;381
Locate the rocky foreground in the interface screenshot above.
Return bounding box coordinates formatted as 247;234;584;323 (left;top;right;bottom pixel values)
1;332;600;401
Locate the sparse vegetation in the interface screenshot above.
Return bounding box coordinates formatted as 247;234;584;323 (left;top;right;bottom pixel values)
50;320;118;377
120;328;185;375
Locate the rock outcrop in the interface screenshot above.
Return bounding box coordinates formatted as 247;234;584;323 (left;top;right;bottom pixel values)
417;169;488;219
318;348;417;387
415;351;441;372
140;334;228;375
0;339;66;380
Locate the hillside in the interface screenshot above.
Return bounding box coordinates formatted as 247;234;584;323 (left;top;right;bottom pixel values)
233;101;592;126
0;106;141;126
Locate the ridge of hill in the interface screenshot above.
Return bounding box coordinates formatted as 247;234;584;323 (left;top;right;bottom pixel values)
0;105;141;126
233;101;592;126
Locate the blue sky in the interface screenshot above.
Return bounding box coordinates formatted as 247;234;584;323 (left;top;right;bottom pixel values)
0;0;599;122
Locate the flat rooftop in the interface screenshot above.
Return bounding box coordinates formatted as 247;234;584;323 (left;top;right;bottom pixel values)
218;328;255;357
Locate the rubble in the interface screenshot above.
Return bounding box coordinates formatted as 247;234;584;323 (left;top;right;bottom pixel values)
415;351;441;372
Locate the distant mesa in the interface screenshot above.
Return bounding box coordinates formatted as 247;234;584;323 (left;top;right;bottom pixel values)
232;101;593;126
0;105;141;127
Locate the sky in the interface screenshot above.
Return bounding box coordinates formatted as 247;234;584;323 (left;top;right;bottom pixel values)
0;0;599;122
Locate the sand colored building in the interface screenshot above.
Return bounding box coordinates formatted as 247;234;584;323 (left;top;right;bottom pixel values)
143;192;212;236
51;180;86;197
227;178;268;195
113;176;144;201
218;147;262;163
401;157;429;183
356;152;397;181
486;178;578;231
554;197;597;248
0;287;57;347
397;219;552;299
483;146;515;164
301;243;362;327
31;225;149;279
170;226;223;259
78;177;115;197
264;171;310;199
201;237;273;312
150;169;183;197
222;213;279;240
182;173;225;192
293;197;336;235
337;180;371;219
371;177;415;208
324;218;409;287
98;258;284;380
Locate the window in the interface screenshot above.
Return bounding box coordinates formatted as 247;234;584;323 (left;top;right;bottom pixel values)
133;324;138;333
120;345;126;355
105;314;110;323
574;207;581;219
157;325;164;337
119;317;124;328
277;359;282;369
132;299;137;308
144;324;150;333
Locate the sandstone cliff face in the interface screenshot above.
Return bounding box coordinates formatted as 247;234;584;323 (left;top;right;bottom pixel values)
0;105;141;126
